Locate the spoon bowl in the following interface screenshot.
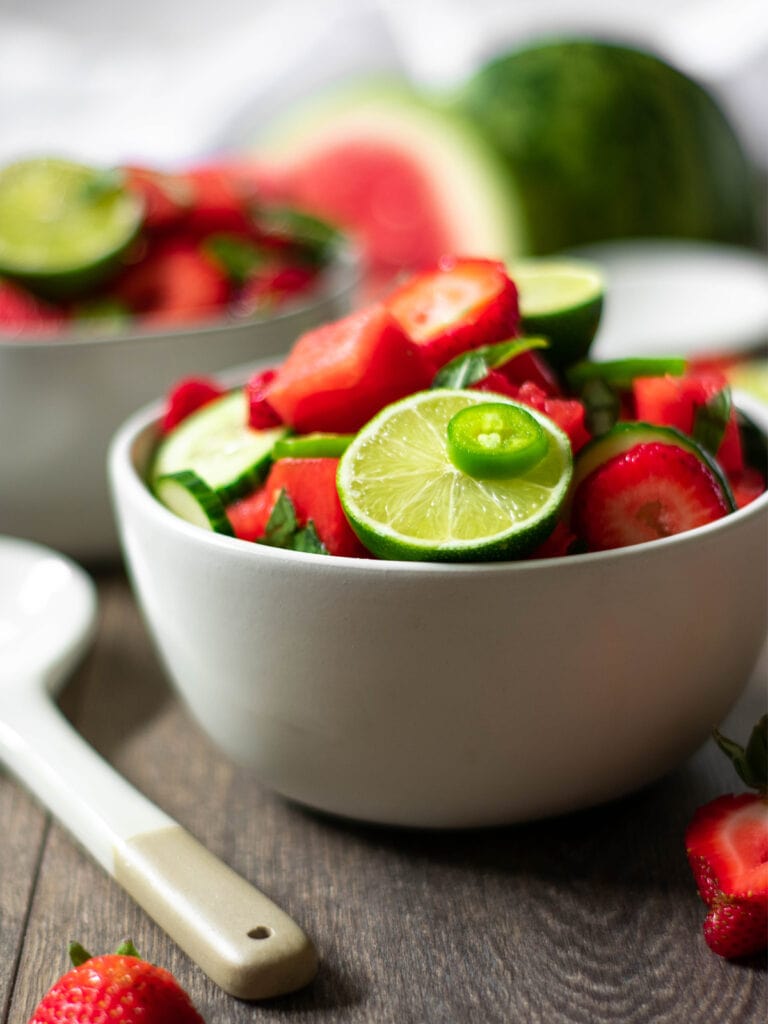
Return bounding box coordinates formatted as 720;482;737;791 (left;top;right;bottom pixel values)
0;535;316;1000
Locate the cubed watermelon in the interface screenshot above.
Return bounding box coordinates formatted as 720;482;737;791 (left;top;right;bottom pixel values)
227;457;369;557
265;304;430;433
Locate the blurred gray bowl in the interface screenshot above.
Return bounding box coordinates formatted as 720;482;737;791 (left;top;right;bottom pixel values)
0;243;360;562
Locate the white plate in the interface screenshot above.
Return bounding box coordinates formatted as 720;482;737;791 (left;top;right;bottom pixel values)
570;240;768;359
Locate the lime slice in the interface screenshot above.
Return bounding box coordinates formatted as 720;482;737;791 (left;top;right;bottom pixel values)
0;157;143;299
337;389;573;562
512;258;604;371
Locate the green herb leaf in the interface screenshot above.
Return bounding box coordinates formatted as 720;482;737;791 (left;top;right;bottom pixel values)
204;234;266;285
713;714;768;792
262;489;327;555
431;337;549;390
581;377;621;437
257;206;343;266
693;387;732;457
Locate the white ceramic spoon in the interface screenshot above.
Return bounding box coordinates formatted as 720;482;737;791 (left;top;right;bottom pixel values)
0;535;317;1000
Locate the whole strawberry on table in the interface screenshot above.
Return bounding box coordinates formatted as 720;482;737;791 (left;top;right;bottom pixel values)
686;716;768;960
27;940;205;1024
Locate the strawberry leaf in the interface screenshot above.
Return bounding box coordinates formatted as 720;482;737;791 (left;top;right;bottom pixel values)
261;489;327;555
68;942;93;967
714;714;768;792
431;337;548;390
114;940;141;958
257;206;343;265
693;387;732;457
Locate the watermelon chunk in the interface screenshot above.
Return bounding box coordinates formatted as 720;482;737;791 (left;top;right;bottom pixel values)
264;303;430;433
633;372;744;477
227;457;368;557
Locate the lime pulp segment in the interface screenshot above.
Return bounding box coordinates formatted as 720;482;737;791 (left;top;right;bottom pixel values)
337;389;573;561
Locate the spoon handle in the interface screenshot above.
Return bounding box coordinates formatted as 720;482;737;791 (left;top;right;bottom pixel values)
0;681;317;999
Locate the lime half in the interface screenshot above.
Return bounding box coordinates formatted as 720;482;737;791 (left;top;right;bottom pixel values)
337;389;573;562
512;258;604;371
0;157;143;298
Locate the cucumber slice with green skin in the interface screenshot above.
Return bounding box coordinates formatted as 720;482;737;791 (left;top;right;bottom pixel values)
154;471;234;535
152;389;288;503
567;357;687;392
273;432;355;459
572;421;736;511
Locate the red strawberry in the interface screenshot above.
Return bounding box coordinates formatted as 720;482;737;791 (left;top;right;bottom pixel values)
28;940;205;1023
227;457;369;558
0;279;64;336
571;441;731;551
245;368;283;429
161;376;226;434
182;165;257;237
113;240;231;325
686;716;768;959
730;467;766;509
384;256;520;373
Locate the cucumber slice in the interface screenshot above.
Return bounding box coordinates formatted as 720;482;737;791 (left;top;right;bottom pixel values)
152;389;288;502
154;471;234;535
572;421;736;510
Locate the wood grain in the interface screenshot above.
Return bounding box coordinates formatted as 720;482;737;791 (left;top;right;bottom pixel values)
3;570;766;1023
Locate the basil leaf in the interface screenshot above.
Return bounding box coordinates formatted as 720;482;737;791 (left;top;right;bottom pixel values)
204;234;266;285
431;337;549;390
262;489;328;555
693;387;732;457
581;377;620;437
257;206;344;265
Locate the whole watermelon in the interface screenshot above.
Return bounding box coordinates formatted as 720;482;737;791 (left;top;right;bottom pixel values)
460;39;762;254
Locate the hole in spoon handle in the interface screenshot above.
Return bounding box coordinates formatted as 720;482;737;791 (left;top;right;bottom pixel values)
114;825;318;1000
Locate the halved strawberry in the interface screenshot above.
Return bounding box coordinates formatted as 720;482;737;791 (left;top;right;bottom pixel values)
384;256;520;372
265;304;430;433
730;467;766;509
227;457;368;557
182;165;257;237
686;716;768;959
633;371;744;477
112;240;231;325
0;279;64;335
571;441;732;551
160;376;226;434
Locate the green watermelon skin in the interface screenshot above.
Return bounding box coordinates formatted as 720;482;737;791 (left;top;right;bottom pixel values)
460;39;762;255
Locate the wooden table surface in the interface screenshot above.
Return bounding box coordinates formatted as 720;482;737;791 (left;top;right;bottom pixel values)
1;566;766;1024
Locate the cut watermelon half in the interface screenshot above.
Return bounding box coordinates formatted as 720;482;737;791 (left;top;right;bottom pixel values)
251;80;524;293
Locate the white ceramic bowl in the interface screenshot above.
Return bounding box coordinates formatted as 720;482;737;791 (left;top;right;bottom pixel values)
109;386;768;828
0;245;359;562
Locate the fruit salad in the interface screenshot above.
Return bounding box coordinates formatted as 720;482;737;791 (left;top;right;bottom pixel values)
150;256;766;561
0;156;346;337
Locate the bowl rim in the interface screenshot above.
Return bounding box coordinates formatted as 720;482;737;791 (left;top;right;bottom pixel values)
0;239;362;351
109;373;768;577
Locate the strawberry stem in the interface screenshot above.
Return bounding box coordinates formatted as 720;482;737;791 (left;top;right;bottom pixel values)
713;714;767;794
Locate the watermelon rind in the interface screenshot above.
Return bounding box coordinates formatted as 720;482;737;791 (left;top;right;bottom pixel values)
459;38;762;255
